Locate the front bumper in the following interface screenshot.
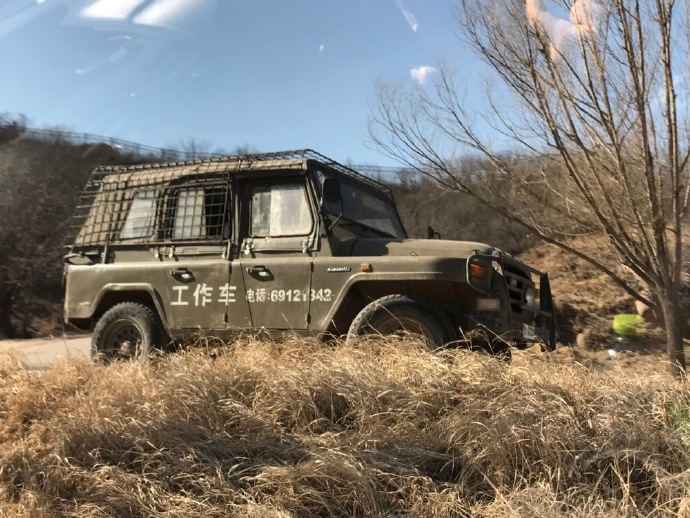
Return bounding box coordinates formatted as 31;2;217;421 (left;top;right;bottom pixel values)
467;251;557;350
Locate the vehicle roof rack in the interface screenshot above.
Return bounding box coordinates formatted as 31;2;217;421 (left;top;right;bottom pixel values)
68;149;393;247
94;149;390;192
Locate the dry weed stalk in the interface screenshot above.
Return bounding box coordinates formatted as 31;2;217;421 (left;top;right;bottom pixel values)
0;339;688;516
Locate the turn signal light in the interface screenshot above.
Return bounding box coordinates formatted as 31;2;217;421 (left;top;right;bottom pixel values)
360;263;373;272
469;263;487;278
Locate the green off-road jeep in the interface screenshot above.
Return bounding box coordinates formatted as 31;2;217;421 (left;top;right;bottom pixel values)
63;149;556;360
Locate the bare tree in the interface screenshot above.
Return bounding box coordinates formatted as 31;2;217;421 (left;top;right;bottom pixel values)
370;0;690;374
176;137;214;160
0;120;166;338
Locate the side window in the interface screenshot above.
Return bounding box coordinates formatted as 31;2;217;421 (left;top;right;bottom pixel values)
120;190;158;240
250;183;312;237
169;185;228;240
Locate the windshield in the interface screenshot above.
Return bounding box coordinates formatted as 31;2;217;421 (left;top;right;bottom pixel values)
323;177;406;239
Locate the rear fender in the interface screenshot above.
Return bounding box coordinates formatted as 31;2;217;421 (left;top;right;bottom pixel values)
68;284;170;334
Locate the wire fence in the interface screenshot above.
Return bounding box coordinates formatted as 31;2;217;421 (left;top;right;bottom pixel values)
9;126;418;183
17;127;223;162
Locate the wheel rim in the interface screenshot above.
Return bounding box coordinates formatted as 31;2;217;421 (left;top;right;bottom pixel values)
101;318;144;359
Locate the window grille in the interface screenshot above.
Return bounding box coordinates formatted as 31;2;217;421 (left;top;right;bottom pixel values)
169;186;227;240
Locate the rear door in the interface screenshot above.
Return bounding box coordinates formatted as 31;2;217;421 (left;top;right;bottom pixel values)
164;181;251;331
238;177;316;330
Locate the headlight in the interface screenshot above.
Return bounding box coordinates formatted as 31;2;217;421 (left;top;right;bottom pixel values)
477;298;501;311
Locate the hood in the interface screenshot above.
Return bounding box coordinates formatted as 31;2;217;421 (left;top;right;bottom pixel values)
349;238;495;258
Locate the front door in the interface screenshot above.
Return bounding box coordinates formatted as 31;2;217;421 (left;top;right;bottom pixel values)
238;179;315;330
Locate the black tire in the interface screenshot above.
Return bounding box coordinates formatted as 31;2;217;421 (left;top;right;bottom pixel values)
91;303;165;363
513;339;532;350
347;295;456;348
486;339;513;362
462;327;513;361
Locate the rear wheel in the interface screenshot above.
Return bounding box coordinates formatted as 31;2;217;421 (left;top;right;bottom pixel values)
92;303;165;363
347;295;456;348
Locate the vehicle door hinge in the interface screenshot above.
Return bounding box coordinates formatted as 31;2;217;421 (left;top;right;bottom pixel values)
306;313;311;325
154;246;174;259
301;235;315;253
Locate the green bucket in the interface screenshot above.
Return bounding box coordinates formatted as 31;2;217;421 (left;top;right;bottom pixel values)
612;314;645;336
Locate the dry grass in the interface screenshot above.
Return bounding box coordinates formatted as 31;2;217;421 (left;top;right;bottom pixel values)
1;338;690;517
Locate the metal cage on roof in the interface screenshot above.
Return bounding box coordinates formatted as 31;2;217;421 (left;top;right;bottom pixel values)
68;149;392;247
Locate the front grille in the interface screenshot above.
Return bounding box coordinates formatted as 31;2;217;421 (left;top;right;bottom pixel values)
503;264;529;313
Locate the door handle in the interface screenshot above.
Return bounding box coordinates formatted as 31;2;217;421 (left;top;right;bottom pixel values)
170;268;194;282
247;265;271;278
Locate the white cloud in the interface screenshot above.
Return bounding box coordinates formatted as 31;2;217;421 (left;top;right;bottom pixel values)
395;0;418;32
570;0;602;35
410;66;437;86
525;0;601;60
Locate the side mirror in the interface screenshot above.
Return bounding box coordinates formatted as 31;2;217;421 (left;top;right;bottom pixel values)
322;177;342;206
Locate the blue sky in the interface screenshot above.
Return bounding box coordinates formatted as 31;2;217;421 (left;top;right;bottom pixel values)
0;0;465;166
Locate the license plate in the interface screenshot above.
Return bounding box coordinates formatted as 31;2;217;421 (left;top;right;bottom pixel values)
523;323;538;340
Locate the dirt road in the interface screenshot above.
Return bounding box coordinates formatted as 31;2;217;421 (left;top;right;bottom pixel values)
0;334;675;375
0;336;91;370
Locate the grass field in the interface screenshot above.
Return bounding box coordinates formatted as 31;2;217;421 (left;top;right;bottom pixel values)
1;338;689;517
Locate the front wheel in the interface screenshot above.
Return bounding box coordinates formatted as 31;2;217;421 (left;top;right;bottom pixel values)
91;303;165;363
347;295;456;348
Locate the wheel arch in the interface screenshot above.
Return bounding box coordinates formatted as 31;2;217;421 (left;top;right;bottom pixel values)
89;285;170;334
323;278;461;337
346;293;457;346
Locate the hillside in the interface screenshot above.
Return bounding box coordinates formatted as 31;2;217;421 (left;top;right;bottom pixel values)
0;123;211;339
520;238;635;339
519;238;682;374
